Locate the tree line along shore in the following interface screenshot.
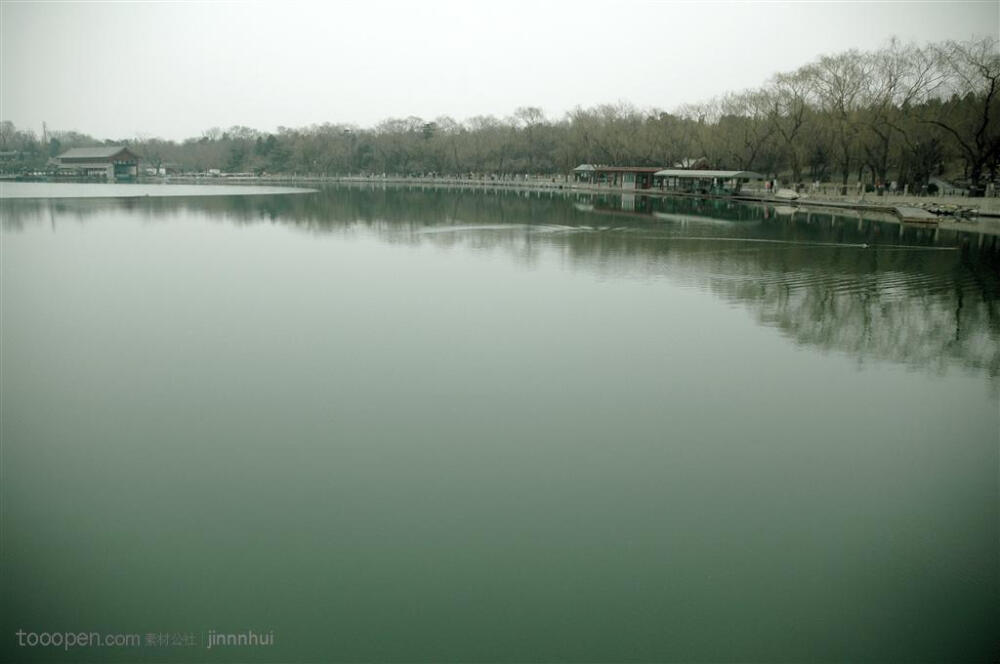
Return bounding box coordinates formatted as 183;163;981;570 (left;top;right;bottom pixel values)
1;37;997;196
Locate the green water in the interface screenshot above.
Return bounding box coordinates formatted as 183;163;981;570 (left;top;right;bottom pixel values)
2;186;998;662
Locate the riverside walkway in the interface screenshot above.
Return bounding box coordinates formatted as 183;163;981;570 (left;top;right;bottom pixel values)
147;174;1000;234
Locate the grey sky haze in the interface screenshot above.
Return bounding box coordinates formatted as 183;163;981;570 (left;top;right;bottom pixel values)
2;0;998;141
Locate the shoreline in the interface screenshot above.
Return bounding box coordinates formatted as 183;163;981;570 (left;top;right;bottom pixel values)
142;173;1000;211
139;174;1000;235
9;174;1000;241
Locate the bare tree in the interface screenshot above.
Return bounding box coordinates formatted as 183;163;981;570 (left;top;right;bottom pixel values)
514;106;546;172
809;51;870;193
717;90;778;171
767;70;813;183
924;37;1000;195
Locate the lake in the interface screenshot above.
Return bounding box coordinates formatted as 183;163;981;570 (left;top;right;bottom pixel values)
1;183;997;662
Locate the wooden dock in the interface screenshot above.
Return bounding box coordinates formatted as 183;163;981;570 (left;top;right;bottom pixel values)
894;206;939;224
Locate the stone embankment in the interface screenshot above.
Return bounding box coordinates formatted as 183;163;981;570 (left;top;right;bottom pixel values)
147;174;1000;220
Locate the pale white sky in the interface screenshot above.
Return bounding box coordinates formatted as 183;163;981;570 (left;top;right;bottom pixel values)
2;0;997;140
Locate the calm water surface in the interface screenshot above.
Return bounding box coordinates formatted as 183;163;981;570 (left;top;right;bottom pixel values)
0;181;314;198
2;184;998;662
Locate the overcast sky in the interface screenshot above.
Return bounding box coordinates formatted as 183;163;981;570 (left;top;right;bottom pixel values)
2;1;997;141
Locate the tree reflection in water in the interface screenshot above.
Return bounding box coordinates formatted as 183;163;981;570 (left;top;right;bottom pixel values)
4;185;997;380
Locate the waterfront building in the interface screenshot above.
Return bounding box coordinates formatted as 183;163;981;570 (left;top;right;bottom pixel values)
573;164;765;195
653;169;764;195
572;164;666;190
51;146;140;180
